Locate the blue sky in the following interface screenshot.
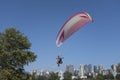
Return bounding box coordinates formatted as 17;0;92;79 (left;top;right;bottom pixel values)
0;0;120;72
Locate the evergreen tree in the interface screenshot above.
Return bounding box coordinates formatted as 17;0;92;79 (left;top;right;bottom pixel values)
0;28;36;80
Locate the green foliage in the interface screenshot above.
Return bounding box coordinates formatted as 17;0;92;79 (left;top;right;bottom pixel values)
30;72;60;80
48;72;60;80
0;69;30;80
94;74;104;80
103;74;114;80
0;28;37;80
94;74;114;80
116;74;120;80
117;63;120;73
63;71;72;80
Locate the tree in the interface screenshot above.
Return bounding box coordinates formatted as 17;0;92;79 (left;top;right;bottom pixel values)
0;28;36;80
117;63;120;73
48;72;60;80
77;77;82;80
63;71;72;80
116;63;120;80
95;74;104;80
116;74;120;80
103;74;114;80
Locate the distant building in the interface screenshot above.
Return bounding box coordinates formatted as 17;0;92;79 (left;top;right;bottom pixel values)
93;65;98;73
111;64;117;72
111;64;117;77
88;64;92;73
98;64;104;74
84;64;92;76
74;69;79;76
84;64;89;75
58;70;64;80
102;69;111;75
66;64;74;75
31;69;41;76
78;64;87;78
93;65;98;77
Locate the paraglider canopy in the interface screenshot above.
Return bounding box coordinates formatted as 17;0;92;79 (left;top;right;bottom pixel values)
56;12;93;47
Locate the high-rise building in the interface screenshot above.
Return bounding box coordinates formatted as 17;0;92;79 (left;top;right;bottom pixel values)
102;69;111;75
83;64;92;76
98;64;104;74
78;64;87;78
93;65;98;73
111;64;117;77
88;64;92;73
84;64;89;75
111;64;117;72
66;64;74;75
58;70;64;80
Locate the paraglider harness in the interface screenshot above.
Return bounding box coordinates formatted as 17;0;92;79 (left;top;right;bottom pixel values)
56;55;64;67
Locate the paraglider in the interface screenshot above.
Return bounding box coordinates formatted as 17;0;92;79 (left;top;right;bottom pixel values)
56;12;93;47
56;55;64;67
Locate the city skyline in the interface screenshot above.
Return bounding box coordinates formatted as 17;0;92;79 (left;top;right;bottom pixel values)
30;63;119;73
30;63;119;80
0;0;120;72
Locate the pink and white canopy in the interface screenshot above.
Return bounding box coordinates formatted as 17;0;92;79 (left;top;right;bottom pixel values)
56;12;93;47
